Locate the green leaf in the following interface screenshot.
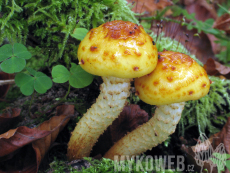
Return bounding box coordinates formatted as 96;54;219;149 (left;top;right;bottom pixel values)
15;73;34;96
13;43;32;60
71;28;89;41
52;65;70;83
26;67;37;76
34;72;52;94
0;44;13;61
69;63;94;88
15;71;52;95
1;56;26;73
226;160;230;171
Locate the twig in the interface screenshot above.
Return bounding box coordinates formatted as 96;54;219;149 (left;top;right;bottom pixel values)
0;79;15;86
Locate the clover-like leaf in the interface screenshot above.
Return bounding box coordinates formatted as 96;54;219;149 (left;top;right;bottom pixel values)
0;44;13;61
15;73;34;96
34;72;52;94
13;43;32;60
0;43;32;73
1;56;26;73
226;160;230;171
15;69;52;96
26;67;37;76
69;63;94;88
52;65;70;83
71;28;88;41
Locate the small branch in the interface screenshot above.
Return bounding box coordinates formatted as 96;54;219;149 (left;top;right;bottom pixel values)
0;79;15;86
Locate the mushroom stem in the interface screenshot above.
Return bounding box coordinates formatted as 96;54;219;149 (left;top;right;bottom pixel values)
67;76;132;160
104;102;185;160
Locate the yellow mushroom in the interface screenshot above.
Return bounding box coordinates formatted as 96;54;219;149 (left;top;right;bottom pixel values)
104;51;210;160
67;20;158;160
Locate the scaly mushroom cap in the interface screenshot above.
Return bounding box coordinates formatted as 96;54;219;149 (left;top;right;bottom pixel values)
135;51;210;105
78;20;158;78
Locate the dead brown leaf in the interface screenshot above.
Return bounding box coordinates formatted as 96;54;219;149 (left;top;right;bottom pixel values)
213;13;230;34
127;0;173;16
0;105;75;172
204;58;230;78
212;117;230;154
185;0;220;54
0;108;21;134
185;0;217;21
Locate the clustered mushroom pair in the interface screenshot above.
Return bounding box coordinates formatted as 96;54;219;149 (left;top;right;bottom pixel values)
67;20;210;161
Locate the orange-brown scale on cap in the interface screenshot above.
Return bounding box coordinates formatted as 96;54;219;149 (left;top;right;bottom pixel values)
124;49;131;55
135;51;210;105
188;91;194;95
202;83;207;88
137;42;145;46
89;29;95;40
133;66;139;71
153;81;159;86
134;51;141;56
103;51;109;56
103;20;142;40
90;46;98;52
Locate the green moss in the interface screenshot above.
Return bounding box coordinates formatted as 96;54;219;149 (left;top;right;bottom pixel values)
46;157;182;173
1;0;138;66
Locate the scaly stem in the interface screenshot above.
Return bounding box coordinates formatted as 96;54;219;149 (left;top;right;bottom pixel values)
67;76;132;160
104;102;185;160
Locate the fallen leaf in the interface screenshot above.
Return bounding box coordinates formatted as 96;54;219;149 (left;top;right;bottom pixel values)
127;0;173;16
204;58;230;78
212;117;230;154
0;108;21;134
184;0;220;54
0;104;75;172
213;13;230;34
33;105;74;168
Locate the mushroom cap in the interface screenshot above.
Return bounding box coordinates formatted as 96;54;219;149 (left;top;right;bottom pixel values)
77;20;158;78
135;51;210;105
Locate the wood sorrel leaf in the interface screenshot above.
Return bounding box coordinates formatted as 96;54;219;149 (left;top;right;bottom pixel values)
52;65;70;83
69;63;94;88
0;44;13;61
15;70;52;96
34;72;52;94
15;73;34;96
13;43;32;60
1;56;26;73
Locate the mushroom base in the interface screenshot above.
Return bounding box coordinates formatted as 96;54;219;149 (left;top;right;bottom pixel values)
67;76;132;160
104;102;185;160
